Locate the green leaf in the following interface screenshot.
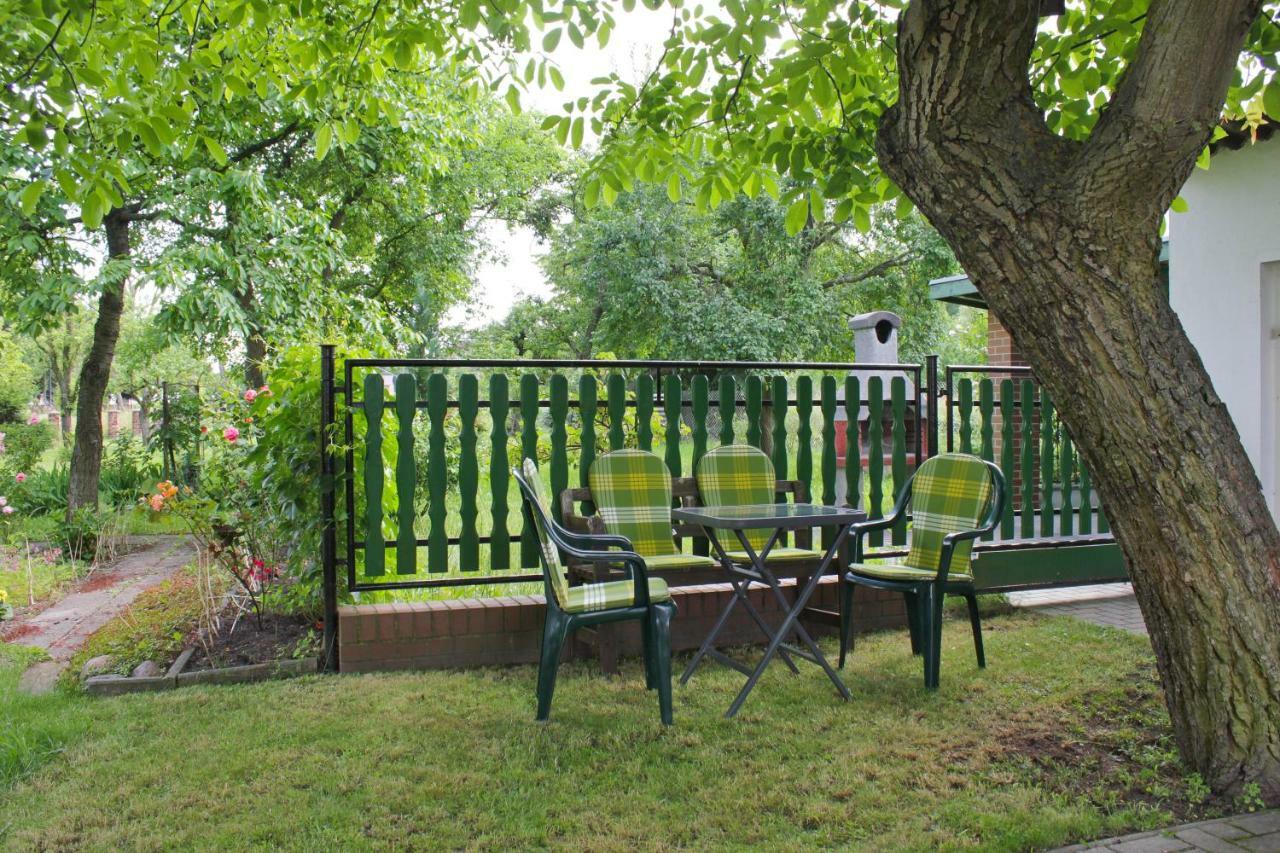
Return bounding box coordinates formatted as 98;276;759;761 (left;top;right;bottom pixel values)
505;86;522;114
666;172;681;202
1195;146;1211;171
1264;81;1280;119
1170;195;1189;214
784;197;809;235
543;28;561;52
853;205;871;233
203;136;228;167
570;116;584;149
314;124;333;161
19;181;45;216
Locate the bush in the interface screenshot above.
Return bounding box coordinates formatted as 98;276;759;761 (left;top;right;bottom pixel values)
99;435;160;508
0;331;36;424
19;465;69;517
0;421;53;481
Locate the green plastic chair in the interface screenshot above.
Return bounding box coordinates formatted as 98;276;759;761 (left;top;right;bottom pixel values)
514;459;676;725
839;453;1005;689
694;444;822;564
587;449;718;572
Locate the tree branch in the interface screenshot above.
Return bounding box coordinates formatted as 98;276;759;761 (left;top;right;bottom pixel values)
821;251;914;289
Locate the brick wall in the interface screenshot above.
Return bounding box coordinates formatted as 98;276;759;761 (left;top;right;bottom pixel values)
987;311;1025;368
338;580;906;673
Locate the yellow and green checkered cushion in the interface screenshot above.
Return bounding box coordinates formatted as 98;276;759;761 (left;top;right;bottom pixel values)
563;577;671;613
589;449;680;557
644;552;718;571
902;453;994;576
725;546;821;563
522;458;571;606
848;560;973;584
695;444;778;553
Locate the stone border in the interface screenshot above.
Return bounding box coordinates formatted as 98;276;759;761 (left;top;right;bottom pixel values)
84;650;319;697
1054;809;1280;851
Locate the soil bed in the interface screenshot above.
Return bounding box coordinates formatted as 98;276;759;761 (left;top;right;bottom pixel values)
186;610;317;672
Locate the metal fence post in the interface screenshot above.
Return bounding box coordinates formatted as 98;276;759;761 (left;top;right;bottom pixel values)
925;355;940;461
320;344;339;673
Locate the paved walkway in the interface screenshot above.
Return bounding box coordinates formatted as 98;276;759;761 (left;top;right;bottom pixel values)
1057;809;1280;851
2;535;195;692
1008;582;1149;635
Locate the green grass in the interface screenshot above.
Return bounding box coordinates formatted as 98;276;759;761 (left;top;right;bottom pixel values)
0;611;1206;850
0;644;95;792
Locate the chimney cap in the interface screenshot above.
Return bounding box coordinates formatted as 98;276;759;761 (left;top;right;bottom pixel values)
848;311;902;332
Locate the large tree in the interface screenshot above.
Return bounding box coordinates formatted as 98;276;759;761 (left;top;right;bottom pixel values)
6;0;1280;797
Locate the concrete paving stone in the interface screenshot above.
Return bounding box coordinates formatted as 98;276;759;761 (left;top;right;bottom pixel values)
1237;833;1280;853
1110;834;1191;852
1201;821;1256;841
1172;827;1248;852
1231;815;1280;836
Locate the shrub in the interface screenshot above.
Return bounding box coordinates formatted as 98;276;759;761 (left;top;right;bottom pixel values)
0;421;53;481
19;465;68;517
0;331;36;424
99;435;160;508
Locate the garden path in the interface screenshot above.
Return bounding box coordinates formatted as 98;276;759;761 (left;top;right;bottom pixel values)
5;535;196;693
1009;583;1149;636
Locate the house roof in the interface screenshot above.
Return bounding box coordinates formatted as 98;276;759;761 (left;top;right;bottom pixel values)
928;241;1169;309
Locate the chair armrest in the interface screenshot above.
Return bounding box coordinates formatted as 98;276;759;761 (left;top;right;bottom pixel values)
552;541;652;607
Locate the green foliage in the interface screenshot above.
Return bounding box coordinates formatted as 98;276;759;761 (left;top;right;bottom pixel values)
99;436;161;509
18;465;69;518
56;507;106;561
0;330;36;423
0;422;53;479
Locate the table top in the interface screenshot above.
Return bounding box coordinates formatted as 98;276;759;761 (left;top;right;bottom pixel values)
672;502;867;531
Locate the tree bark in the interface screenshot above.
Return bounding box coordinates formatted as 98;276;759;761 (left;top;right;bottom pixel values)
238;276;267;389
67;210;131;513
879;0;1280;798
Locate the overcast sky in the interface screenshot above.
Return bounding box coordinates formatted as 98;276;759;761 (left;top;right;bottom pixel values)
446;6;679;329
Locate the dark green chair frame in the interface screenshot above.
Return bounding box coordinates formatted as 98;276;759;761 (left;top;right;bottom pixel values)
514;468;677;725
838;458;1006;689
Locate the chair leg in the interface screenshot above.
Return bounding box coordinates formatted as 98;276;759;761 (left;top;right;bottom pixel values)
904;591;922;655
965;591;986;668
652;605;674;726
838;575;856;669
536;611;568;721
641;612;657;689
925;585;945;689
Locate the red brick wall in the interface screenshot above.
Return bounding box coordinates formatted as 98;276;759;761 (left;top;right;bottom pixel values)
338;580;906;673
987;311;1025;368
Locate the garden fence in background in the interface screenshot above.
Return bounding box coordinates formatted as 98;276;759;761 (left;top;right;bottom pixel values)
318;348;1126;663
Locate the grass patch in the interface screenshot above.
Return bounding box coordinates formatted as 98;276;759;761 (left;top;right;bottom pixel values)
0;549;85;615
65;567;208;678
0;644;95;792
0;611;1214;849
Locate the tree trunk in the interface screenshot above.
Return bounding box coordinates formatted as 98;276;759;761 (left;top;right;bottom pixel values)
67;211;131;513
880;0;1280;798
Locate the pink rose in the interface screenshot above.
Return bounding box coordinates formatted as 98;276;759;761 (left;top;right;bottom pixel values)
27;414;40;425
14;472;24;483
2;506;13;515
243;389;258;403
0;496;7;507
223;426;240;443
149;494;166;512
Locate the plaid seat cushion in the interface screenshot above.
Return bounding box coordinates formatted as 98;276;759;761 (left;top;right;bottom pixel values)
644;553;719;571
725;546;821;563
902;453;994;576
589;449;680;558
563;577;671;613
848;560;973;584
521;458;571;606
695;444;779;553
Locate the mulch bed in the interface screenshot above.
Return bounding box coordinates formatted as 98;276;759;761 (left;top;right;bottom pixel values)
185;609;318;672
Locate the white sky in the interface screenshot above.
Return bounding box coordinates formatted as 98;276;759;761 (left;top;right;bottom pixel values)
447;6;679;329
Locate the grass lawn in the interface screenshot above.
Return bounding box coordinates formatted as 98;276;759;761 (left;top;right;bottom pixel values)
0;611;1213;850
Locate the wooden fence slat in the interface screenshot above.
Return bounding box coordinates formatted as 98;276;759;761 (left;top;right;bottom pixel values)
1019;379;1035;539
426;372;449;573
771;375;789;499
456;374;478;572
1079;461;1094;534
958;378;974;454
691;374;710;554
796;375;814;503
890;377;908;546
821;376;838;507
867;376;884;548
607;372;626;451
663;374;682;478
549;375;569;524
999;379;1015;540
1059;428;1075;537
489;373;510;570
579;374;598;515
977;378;994;542
719;374;736;447
1039;389;1055;538
362;373;385;577
845;376;861;510
746;376;763;448
520;373;540;568
636;373;654;451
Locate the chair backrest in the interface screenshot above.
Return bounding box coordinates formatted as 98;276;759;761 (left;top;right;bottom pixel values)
587;449;678;557
695;444;777;552
903;453;997;573
513;458;570;606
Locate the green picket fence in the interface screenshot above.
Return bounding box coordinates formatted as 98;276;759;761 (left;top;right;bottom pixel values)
327;358;926;593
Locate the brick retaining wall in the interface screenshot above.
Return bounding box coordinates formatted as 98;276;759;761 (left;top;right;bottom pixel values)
338;579;906;673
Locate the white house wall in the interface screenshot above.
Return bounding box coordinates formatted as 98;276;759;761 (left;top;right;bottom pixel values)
1169;138;1280;518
